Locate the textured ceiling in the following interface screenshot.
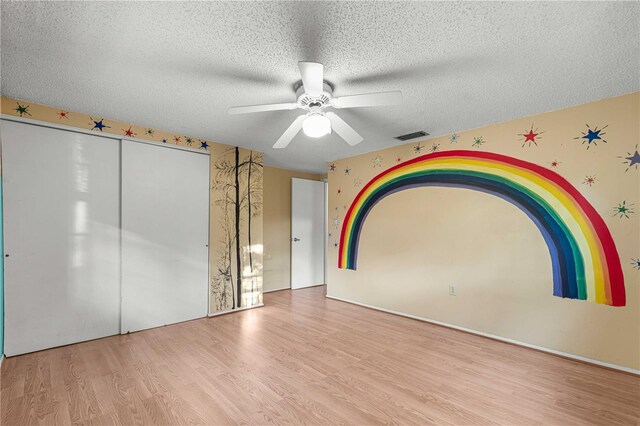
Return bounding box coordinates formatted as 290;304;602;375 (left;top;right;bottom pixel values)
2;2;639;173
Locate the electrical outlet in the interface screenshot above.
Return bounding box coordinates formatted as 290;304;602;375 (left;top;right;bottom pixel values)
449;284;457;296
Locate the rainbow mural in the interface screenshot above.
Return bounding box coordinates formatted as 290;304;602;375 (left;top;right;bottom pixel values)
338;150;626;307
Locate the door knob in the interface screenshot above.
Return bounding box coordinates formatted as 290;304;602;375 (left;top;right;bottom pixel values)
293;237;300;242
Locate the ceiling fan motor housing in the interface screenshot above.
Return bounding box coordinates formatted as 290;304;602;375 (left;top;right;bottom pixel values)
296;81;334;110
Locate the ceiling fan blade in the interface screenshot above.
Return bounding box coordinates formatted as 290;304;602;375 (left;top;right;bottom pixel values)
273;115;307;149
298;62;324;97
330;91;402;109
325;112;363;146
228;102;298;115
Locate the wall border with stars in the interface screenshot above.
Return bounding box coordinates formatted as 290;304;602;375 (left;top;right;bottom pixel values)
2;97;215;151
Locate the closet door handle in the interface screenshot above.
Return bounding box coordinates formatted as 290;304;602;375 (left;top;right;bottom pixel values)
293;237;300;242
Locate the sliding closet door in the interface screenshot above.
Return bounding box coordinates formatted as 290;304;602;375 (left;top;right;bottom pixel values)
1;120;121;356
121;140;209;333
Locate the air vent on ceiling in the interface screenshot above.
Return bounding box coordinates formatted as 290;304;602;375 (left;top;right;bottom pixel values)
394;130;429;141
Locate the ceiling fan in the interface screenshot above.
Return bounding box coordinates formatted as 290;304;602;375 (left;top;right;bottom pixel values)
228;62;402;149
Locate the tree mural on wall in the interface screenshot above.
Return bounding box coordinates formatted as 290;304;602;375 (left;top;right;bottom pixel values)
211;147;263;311
239;150;264;306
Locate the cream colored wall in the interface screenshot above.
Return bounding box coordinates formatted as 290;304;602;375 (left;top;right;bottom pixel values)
263;166;324;292
327;92;640;370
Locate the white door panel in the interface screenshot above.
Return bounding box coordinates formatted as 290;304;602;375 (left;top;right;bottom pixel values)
2;120;121;356
121;140;209;333
291;178;326;289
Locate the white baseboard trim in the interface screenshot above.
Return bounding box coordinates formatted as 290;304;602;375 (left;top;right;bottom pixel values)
263;287;290;293
208;303;264;317
326;295;639;376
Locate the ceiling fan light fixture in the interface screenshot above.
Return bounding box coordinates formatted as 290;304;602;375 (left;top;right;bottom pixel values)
302;113;331;138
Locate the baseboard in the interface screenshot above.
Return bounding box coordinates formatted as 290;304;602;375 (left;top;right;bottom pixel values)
263;287;290;293
325;294;639;376
208;303;264;317
292;283;326;290
0;354;4;370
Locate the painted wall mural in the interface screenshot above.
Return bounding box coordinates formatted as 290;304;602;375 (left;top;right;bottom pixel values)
210;147;264;311
1;96;263;315
327;92;638;370
338;150;625;306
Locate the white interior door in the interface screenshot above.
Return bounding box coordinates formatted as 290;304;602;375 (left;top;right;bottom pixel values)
121;140;209;333
291;178;326;289
1;120;121;356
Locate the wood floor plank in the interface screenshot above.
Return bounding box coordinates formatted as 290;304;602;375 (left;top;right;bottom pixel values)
1;285;638;425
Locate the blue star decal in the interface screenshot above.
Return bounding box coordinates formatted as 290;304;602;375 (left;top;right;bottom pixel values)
200;140;209;149
89;117;110;132
583;129;602;143
621;145;640;172
627;151;640;166
575;124;607;149
631;258;640;270
162;138;167;143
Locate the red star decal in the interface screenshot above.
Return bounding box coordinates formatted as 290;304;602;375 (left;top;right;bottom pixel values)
550;161;559;168
396;157;402;162
337;188;342;195
58;110;69;119
123;127;136;137
524;130;538;143
173;136;181;143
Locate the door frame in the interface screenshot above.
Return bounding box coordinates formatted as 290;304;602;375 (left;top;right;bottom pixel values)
290;177;328;290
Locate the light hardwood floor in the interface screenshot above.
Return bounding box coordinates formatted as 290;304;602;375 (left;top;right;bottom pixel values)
1;285;639;425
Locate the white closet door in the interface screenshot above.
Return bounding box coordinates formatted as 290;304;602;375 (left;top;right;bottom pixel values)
1;120;121;356
121;140;209;333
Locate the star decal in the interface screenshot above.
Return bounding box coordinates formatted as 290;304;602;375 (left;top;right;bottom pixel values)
173;136;181;144
123;126;136;137
612;201;635;219
631;258;640;270
344;167;351;175
413;143;424;154
519;124;544;147
372;155;383;168
396;157;402;163
89;118;110;131
354;177;362;188
185;137;194;146
620;145;640;172
58;110;69;119
14;102;31;117
329;163;336;172
575;124;608;149
337;187;342;195
334;242;338;248
430;143;440;153
145;128;154;136
582;175;597;187
162;138;167;143
472;136;485;148
200;140;209;149
332;216;340;229
450;133;459;144
548;160;561;169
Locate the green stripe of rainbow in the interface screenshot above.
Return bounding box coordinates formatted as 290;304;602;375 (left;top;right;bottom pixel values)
338;150;625;307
